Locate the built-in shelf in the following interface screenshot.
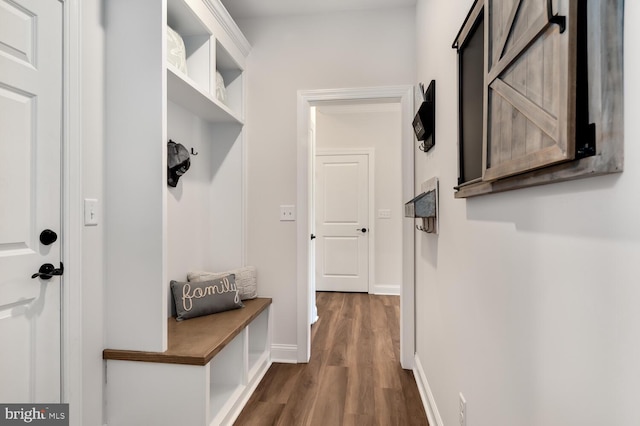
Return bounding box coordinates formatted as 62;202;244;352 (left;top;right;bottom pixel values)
248;351;269;381
167;0;213;91
209;331;246;424
167;0;208;37
104;299;271;426
105;0;254;423
247;307;269;376
167;65;243;125
216;40;244;115
104;298;271;365
209;383;244;425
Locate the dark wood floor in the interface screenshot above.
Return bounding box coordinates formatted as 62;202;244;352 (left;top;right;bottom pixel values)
234;292;429;426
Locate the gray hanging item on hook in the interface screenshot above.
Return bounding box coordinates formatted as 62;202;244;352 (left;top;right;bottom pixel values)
167;139;190;187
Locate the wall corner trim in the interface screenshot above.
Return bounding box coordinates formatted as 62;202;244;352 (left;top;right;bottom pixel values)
413;353;444;426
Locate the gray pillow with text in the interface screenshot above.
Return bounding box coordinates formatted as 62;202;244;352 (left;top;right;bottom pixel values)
170;274;243;321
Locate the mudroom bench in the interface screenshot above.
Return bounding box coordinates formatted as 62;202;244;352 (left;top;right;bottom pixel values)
103;298;272;426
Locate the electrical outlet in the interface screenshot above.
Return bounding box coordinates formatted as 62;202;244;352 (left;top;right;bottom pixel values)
280;205;296;221
378;209;391;219
459;393;467;426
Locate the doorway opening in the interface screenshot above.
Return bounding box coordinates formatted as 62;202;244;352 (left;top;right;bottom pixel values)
314;148;376;295
313;102;405;298
297;86;415;368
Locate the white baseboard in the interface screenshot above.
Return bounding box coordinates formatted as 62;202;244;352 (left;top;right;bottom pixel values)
413;353;444;426
371;283;400;295
271;344;298;363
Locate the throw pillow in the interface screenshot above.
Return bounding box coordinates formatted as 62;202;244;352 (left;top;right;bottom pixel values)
170;274;243;321
188;266;257;300
166;26;187;74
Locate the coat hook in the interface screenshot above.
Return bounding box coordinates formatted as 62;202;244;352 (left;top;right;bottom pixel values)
191;148;198;156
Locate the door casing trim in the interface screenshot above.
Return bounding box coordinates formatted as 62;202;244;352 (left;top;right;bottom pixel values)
62;0;83;423
297;86;415;367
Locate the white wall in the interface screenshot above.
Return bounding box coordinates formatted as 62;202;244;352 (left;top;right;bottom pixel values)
237;8;415;350
74;2;640;424
415;1;638;425
167;102;216;287
80;1;105;424
166;104;244;299
316;104;403;294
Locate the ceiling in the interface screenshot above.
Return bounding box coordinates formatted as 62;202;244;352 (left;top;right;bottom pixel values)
219;0;417;19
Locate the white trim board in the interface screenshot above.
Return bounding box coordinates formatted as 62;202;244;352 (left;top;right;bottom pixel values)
297;85;415;367
271;344;298;364
62;1;84;423
372;284;400;296
413;354;444;426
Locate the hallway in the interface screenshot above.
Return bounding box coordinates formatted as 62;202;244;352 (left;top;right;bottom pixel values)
235;292;428;425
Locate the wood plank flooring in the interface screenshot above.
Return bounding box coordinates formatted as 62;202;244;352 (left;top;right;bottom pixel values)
234;292;429;426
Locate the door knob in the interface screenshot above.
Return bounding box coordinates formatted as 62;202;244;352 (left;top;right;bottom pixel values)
310;234;316;240
31;262;64;280
39;229;58;245
357;228;368;233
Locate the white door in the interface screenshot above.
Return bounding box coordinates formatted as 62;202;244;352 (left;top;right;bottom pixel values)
0;0;63;402
315;154;369;292
308;128;318;323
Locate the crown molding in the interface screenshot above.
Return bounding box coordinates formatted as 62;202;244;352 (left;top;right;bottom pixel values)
203;0;251;57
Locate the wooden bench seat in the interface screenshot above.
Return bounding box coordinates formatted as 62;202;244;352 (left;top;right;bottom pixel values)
103;297;272;366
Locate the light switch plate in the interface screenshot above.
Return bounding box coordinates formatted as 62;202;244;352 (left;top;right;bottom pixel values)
84;198;99;226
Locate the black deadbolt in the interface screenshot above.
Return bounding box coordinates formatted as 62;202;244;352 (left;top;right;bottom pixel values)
359;228;368;233
40;229;58;246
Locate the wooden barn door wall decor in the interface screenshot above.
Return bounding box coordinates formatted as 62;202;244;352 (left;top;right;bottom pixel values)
453;0;623;198
483;0;578;181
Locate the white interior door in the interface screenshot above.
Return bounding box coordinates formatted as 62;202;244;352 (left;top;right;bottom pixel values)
308;126;318;323
0;0;63;403
315;154;369;292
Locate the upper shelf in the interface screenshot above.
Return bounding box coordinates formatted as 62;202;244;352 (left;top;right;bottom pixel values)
167;0;208;37
167;64;243;124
